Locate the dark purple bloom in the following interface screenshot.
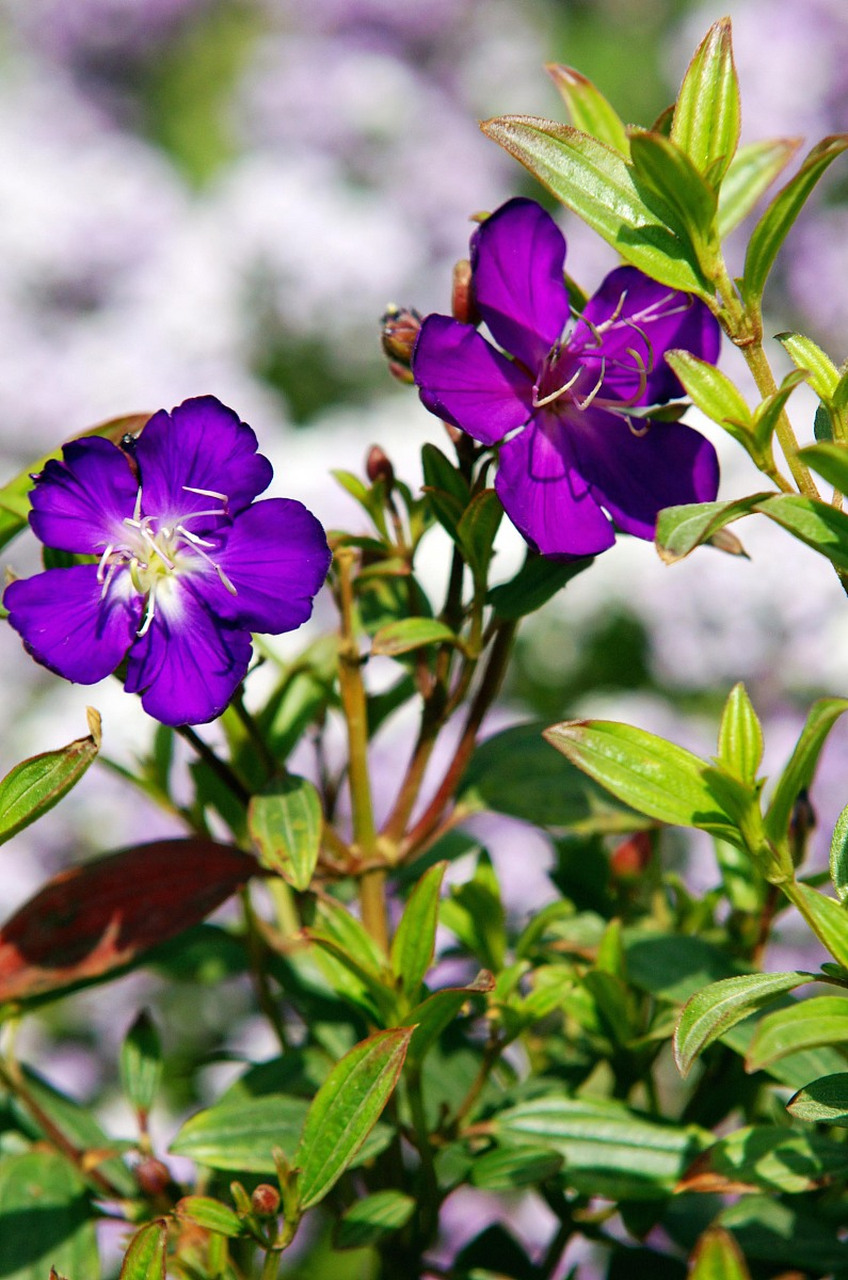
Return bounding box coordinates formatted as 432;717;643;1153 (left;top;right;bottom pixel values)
5;396;331;726
413;198;721;558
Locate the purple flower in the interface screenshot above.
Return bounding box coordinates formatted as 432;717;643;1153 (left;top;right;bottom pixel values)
4;396;331;726
413;198;721;558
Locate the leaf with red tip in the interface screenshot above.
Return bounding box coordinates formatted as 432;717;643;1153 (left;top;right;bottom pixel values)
0;839;256;1005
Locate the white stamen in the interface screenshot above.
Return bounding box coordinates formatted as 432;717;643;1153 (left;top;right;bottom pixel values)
183;485;228;502
533;364;583;409
176;524;216;549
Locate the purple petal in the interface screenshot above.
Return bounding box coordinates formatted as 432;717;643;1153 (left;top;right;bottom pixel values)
571;406;720;540
471;198;571;371
571;266;721;406
134;396;273;528
124;584;252;726
202;498;331;634
29;438;138;554
495;421;615;558
413;315;532;444
4;565;141;683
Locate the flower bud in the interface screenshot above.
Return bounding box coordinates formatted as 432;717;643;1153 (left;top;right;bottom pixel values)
366;445;395;490
251;1184;281;1217
135;1155;171;1198
610;831;653;881
451;258;479;326
380;305;422;368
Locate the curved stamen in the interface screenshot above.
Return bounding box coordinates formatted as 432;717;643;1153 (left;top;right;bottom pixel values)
573;359;607;412
533;364;583;409
183;485;228;502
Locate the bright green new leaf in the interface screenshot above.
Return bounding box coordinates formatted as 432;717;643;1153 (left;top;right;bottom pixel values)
671;17;740;183
480;116;712;295
783;882;848;970
456;488;502;592
370;617;461;658
406;972;494;1064
777;331;840;402
673;971;812;1077
390;861;446;1002
312;895;389;977
764;697;848;846
119;1221;167;1280
664;350;751;431
797;442;848;495
336;1190;415;1250
690;1226;752;1280
295;1026;413;1209
742;135;848;305
248;774;323;890
628;128;719;261
421;442;470;537
717;138;800;238
170;1095;310;1172
175;1196;245;1238
120;1009;163;1118
830;802;848;902
543;719;741;840
655;494;768;563
787;1072;848;1126
751;367;808;459
746;994;848;1072
716;683;763;785
758;493;848;570
546;63;629;153
0;708;101;847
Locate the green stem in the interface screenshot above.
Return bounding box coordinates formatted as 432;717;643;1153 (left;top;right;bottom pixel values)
407;1066;440;1248
260;1249;281;1280
176;724;250;808
232;693;278;778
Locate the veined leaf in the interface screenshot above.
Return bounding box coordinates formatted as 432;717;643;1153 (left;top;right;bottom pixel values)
777;332;840;402
546;63;629;153
170;1095;310;1172
787;1072;848;1126
655;494;768;563
120;1009;162;1119
746;994;848;1072
742;135;848;304
0;708;101;847
175;1196;245;1239
390;861;446;1002
671;17;740;183
830;802;848;902
717;138;800;238
674;971;812;1077
119;1221;167;1280
664;350;751;431
248;774;322;890
480;115;713;295
628;129;719;263
716;683;763;785
371;617;461;658
679;1124;848;1194
0;1151;99;1277
336;1190;415;1250
797;442;848;495
487;551;593;619
783;881;848;970
764;697;848;846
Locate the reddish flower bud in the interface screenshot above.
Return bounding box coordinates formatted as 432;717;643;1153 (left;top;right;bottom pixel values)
135;1156;171;1198
451;258;479;326
251;1184;281;1216
380;305;422;367
366;445;395;490
610;831;653;881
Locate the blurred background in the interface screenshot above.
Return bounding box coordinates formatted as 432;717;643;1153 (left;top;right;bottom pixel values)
3;0;848;1271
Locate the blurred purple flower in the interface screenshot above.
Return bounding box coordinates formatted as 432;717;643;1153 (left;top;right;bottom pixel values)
413;198;721;558
5;396;331;726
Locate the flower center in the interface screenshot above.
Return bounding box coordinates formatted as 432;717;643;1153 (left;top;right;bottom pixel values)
96;484;236;636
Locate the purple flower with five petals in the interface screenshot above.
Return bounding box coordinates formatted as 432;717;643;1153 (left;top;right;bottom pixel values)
413;198;721;558
4;396;331;726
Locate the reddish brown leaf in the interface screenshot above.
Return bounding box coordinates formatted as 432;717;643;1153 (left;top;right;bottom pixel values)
0;839;256;1003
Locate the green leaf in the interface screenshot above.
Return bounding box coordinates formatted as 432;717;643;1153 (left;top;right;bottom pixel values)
830;802;848;902
784;881;848;969
492;1096;709;1201
719;1194;848;1273
332;469;388;539
673;971;812;1077
335;1190;415;1250
406;972;495;1064
421;442;470;538
777;331;840;402
655;494;769;562
480;116;712;295
690;1227;752;1280
390;861;446;1002
248;774;322;890
487;552;593;619
295;1026;412;1209
750;367;808;459
0;1151;99;1280
745;994;848;1072
797;441;848;495
456;488;503;592
764;697;848;846
546;63;629;153
628;128;719;253
658;491;848;570
170;1095;310;1172
787;1072;848;1126
370;617;461;658
119;1221;167;1280
120;1009;162;1118
175;1196;245;1238
0;708;101;847
717;138;800;238
755;493;848;570
470;1144;563;1190
543;719;740;840
664;350;751;431
458;721;649;833
742;135;848;304
682;1124;848;1194
312;895;389;979
671;17;740;183
440;851;506;971
716;683;763;785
